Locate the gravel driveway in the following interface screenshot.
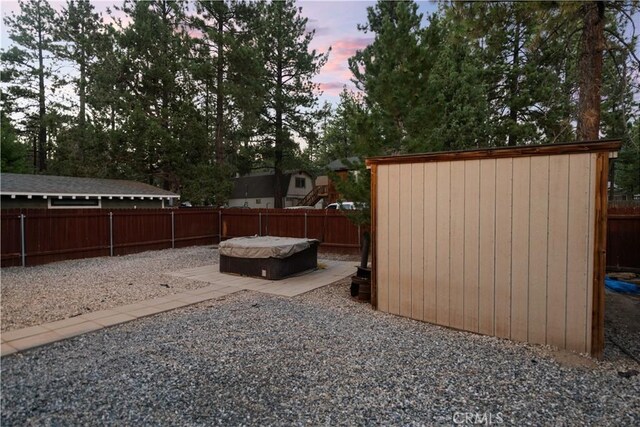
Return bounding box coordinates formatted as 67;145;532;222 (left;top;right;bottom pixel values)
2;279;639;426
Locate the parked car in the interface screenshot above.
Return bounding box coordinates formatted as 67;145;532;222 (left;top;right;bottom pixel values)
326;201;356;210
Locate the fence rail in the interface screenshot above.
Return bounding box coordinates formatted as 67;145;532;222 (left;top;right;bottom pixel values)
0;208;364;268
1;206;636;270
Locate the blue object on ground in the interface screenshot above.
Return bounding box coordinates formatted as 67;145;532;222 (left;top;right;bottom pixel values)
605;276;640;294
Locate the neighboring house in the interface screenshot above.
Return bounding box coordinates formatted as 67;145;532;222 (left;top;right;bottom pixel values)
0;173;179;209
301;157;360;207
228;171;314;208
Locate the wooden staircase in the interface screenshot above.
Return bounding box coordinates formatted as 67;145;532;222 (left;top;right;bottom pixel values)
298;185;328;206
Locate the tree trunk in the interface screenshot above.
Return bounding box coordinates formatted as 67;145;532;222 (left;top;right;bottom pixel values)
576;1;605;141
507;14;520;147
273;10;284;209
37;0;47;172
78;51;86;164
215;13;225;164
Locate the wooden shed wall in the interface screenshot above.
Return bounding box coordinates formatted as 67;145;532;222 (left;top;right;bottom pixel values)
375;153;598;354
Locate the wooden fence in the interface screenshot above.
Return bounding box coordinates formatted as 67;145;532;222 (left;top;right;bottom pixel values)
0;208;363;268
0;205;636;270
607;204;640;272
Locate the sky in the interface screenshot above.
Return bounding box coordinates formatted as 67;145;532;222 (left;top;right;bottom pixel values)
0;0;439;108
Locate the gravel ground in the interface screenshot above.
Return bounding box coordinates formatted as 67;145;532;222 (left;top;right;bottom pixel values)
0;246;218;332
1;279;639;426
0;247;360;332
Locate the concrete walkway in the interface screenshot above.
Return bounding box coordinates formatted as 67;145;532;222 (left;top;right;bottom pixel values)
1;260;355;357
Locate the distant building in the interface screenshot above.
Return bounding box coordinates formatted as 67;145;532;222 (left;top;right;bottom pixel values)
228;171;314;208
0;173;179;209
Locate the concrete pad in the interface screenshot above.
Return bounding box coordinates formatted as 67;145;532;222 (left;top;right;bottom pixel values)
168;260;354;297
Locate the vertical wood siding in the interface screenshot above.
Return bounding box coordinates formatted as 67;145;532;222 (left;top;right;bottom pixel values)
375;153;598;354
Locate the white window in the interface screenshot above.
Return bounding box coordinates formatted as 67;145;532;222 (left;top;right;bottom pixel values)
295;177;306;188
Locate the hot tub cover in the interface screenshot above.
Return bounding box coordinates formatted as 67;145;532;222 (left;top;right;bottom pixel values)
219;236;319;259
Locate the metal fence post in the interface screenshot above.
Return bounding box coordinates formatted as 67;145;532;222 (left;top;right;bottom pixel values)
305;212;308;238
259;212;262;236
218;210;222;243
171;211;175;249
20;214;26;267
109;212;114;256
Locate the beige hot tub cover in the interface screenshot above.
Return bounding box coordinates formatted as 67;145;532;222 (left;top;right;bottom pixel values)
219;236;319;259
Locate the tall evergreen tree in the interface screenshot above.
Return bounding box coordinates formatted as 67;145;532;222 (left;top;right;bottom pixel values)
253;0;328;208
349;0;436;155
2;0;58;172
48;0;105;176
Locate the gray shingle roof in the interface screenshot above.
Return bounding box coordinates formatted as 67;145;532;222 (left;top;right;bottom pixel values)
230;172;292;199
0;173;179;197
327;157;360;171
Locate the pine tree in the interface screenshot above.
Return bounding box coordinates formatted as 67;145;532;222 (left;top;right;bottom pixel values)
349;0;436;155
253;0;328;208
48;0;105;176
2;0;58;172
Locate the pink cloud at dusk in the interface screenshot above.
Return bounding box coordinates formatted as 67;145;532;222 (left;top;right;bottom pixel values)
323;36;373;72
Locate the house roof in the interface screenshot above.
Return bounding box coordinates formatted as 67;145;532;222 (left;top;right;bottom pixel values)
231;171;293;199
327;157;360;171
0;173;179;199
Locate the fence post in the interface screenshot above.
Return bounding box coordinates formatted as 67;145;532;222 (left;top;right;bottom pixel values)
266;210;269;235
171;210;175;249
218;210;222;243
358;224;361;247
109;212;114;256
305;212;308;238
20;214;26;267
259;212;262;236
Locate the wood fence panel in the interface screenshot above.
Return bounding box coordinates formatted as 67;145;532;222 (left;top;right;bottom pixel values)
222;210;260;239
1;210;22;267
478;159;496;336
565;154;593;353
399;164;412;318
510;157;531;343
546;155;570;349
423;163;438;324
436;162;451;326
113;210;171;255
410;163;424;321
463;160;480;333
607;205;640;271
377;165;390;313
528;156;550;346
494;158;513;339
387;164;401;315
449;161;465;330
174;209;219;247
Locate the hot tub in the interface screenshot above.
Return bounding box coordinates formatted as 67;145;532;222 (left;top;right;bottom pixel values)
219;236;319;280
